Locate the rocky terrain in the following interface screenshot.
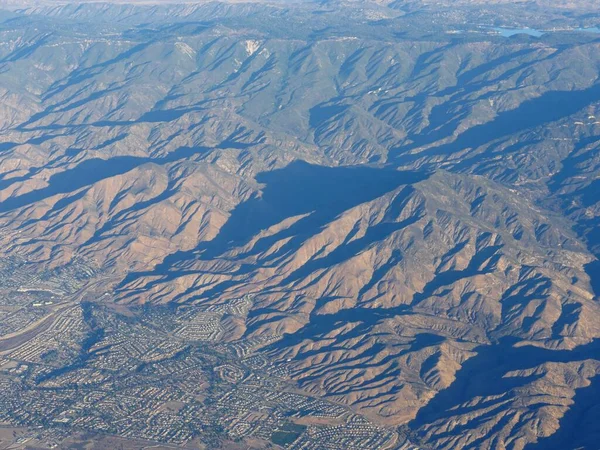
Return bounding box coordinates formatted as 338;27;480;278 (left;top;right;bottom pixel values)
0;0;599;448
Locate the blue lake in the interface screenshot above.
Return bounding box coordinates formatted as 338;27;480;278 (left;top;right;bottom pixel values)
578;27;600;34
493;27;545;37
492;27;600;37
492;27;600;38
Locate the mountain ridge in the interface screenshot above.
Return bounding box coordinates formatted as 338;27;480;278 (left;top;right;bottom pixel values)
0;2;599;448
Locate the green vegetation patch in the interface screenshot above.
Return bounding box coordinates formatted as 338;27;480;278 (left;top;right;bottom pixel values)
271;423;307;446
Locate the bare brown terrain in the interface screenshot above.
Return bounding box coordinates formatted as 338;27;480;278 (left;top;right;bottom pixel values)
0;0;598;448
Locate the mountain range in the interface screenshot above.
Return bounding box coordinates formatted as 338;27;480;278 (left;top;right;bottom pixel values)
0;1;600;448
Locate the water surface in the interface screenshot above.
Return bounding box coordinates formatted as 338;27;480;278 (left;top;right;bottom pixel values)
577;27;600;34
493;27;544;37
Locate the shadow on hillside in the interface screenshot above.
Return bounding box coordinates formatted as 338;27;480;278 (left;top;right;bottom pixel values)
0;146;210;214
410;338;600;447
392;83;600;164
121;161;429;289
527;374;600;450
